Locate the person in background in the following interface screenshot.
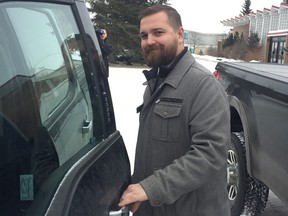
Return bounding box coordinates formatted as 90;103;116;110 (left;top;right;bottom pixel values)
118;5;231;216
96;28;112;76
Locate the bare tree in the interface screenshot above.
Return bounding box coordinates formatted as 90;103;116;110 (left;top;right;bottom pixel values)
189;31;203;53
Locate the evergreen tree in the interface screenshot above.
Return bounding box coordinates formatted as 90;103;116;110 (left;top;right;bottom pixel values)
223;33;235;49
241;0;252;15
248;32;260;49
240;32;244;41
233;31;240;43
87;0;170;63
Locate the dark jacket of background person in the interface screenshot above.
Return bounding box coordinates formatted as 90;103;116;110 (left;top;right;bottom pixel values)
132;51;231;216
96;29;112;76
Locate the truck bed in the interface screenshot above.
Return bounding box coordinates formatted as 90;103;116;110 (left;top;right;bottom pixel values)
215;62;288;96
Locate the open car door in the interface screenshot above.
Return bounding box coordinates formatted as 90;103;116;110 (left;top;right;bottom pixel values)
0;1;130;215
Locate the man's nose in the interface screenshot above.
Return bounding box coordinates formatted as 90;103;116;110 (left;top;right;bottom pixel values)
146;34;156;45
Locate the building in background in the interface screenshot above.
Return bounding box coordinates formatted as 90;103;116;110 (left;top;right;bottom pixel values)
184;30;227;56
221;2;288;64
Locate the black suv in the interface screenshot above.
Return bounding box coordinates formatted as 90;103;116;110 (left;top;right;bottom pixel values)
0;0;130;215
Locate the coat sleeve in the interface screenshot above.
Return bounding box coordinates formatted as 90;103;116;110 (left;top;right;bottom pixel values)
139;75;230;206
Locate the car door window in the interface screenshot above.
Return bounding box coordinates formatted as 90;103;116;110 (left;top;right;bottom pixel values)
0;2;97;215
7;4;79;124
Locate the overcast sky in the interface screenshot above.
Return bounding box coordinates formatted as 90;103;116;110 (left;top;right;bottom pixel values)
169;0;283;33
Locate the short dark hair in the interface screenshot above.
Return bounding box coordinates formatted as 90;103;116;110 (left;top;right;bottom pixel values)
138;5;182;30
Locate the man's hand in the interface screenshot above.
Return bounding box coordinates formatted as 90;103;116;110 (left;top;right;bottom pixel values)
118;183;148;213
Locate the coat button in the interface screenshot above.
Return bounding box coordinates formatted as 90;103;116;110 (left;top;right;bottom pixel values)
163;111;168;116
154;200;161;206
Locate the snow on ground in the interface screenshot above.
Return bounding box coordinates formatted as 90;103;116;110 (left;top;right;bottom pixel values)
109;54;223;170
193;54;242;72
109;67;146;171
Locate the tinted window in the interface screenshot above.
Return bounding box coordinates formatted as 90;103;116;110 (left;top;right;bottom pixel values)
6;5;77;123
0;2;96;215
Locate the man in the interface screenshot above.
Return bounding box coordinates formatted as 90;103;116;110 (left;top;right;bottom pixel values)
119;5;231;216
96;28;112;76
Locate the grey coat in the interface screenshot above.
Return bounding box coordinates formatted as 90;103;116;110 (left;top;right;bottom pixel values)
133;52;231;216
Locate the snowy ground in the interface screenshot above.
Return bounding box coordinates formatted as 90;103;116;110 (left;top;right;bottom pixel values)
109;66;146;171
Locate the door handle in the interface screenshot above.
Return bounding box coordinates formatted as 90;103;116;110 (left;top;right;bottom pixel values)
109;206;129;216
82;120;92;134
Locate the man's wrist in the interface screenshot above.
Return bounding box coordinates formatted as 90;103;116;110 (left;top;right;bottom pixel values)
140;176;163;206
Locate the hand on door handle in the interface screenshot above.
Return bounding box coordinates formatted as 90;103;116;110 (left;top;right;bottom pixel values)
109;206;129;216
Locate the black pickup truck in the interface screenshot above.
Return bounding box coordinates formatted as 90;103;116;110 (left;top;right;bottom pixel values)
214;62;288;216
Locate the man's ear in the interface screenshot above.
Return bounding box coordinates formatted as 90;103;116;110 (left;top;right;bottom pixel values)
177;27;185;42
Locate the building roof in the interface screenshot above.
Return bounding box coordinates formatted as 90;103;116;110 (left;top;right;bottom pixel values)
221;2;288;27
267;29;288;36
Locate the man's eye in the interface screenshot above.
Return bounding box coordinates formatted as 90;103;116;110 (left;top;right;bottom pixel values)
154;31;163;36
141;34;148;40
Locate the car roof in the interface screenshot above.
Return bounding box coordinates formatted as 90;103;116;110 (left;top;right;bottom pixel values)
0;0;83;4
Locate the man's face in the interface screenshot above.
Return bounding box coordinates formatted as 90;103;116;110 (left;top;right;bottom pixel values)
140;11;184;68
100;29;107;40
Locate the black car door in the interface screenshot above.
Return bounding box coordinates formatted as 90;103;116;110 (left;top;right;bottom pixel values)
0;1;130;215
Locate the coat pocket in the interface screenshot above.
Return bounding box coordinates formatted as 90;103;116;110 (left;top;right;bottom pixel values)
152;101;182;142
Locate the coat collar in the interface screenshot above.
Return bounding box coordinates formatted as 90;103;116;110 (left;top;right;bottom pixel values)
161;51;196;89
138;52;196;114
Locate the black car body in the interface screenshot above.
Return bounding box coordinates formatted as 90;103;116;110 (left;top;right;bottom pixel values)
0;0;130;215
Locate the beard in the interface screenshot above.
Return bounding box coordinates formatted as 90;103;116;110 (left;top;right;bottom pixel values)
143;40;178;68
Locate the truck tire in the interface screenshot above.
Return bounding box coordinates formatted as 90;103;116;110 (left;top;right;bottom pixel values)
228;132;269;216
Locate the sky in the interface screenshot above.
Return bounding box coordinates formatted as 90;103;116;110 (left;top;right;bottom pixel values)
169;0;283;33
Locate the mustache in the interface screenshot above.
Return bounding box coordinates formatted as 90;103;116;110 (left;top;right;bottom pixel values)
144;44;163;53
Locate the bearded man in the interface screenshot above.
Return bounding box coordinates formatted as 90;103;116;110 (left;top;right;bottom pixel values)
119;5;231;216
